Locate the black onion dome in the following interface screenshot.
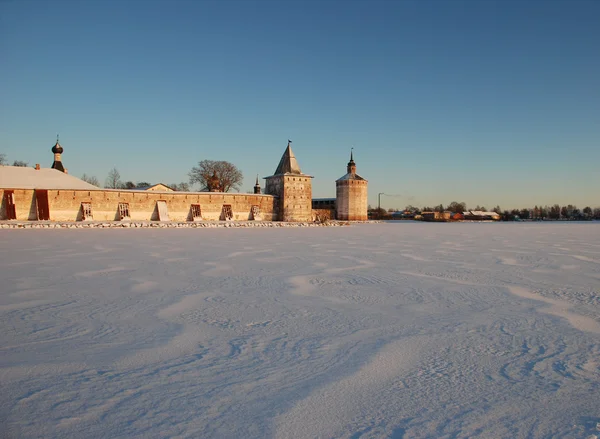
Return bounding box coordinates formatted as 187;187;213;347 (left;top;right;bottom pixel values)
52;141;63;154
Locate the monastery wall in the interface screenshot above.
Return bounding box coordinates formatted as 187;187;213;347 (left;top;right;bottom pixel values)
0;189;276;222
0;189;38;220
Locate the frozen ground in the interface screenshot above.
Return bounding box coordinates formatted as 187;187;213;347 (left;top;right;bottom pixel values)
1;222;599;439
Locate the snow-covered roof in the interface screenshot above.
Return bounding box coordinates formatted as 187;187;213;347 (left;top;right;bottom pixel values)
0;166;99;190
130;183;175;191
336;172;367;182
467;211;500;217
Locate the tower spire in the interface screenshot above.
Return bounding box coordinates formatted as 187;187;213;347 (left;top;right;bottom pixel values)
254;174;261;194
347;147;356;175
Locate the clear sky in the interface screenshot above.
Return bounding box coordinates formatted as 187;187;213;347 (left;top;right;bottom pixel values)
1;0;599;209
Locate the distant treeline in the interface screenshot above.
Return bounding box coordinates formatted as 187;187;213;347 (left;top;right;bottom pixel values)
369;201;600;221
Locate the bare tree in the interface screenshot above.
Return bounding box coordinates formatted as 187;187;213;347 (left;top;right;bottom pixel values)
80;174;100;186
0;153;6;165
170;182;190;192
12;160;28;167
188;160;243;192
105;167;122;189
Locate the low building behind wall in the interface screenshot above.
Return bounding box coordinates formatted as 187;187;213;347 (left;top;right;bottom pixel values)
0;188;276;222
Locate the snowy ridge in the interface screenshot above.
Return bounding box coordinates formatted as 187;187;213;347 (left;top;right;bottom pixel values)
1;222;600;438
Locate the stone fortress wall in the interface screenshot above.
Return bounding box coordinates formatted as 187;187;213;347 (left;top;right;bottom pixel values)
0;189;276;222
0;139;367;223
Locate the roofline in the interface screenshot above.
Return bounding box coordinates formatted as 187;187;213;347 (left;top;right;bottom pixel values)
335;174;368;182
129;182;176;191
0;187;278;196
264;173;314;179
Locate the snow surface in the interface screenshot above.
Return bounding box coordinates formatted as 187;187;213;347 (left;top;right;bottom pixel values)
1;222;599;439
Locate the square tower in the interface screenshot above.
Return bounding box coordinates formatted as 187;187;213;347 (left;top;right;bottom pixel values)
264;141;313;222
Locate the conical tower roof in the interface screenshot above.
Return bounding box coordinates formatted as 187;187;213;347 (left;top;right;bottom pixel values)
273;140;302;175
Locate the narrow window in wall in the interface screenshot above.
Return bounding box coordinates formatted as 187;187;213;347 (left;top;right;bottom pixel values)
221;204;233;221
118;203;130;220
4;190;16;220
81;202;93;221
190;204;202;221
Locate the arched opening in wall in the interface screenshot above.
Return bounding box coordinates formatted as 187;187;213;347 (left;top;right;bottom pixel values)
221;204;233;221
189;204;202;221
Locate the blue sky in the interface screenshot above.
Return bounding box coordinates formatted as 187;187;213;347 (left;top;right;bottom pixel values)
1;0;599;209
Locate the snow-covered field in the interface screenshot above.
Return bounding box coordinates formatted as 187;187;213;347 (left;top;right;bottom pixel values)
1;222;599;439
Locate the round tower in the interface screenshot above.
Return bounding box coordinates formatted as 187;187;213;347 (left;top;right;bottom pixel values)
335;149;368;221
